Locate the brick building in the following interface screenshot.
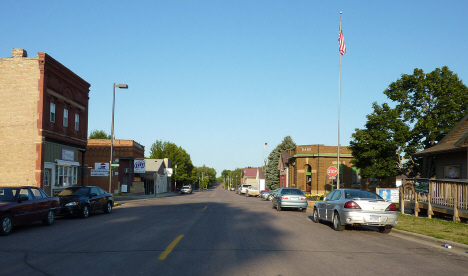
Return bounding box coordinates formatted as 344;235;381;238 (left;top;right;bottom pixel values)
0;49;90;195
85;139;145;194
288;144;395;195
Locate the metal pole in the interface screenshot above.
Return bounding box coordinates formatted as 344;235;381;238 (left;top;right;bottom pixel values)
337;13;342;189
109;83;116;193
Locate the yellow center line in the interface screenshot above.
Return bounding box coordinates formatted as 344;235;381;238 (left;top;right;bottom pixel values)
159;235;184;260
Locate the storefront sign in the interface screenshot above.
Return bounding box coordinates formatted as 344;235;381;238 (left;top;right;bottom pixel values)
91;169;109;177
95;162;109;170
61;149;75;161
134;160;146;173
376;188;399;203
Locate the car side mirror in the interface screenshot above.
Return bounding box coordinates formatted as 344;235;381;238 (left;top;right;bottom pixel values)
18;194;29;202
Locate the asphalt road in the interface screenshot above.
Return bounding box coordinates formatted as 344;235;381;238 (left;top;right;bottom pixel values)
1;184;467;276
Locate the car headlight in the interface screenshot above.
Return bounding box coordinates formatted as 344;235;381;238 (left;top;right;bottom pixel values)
65;202;78;206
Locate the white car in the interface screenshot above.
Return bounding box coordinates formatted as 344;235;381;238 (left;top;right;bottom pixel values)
239;184;251;194
180;185;193;194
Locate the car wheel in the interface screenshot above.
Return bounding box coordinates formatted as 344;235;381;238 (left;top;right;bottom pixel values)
0;214;12;236
268;195;273;201
104;202;112;214
43;210;55;226
80;204;90;219
333;212;345;231
312;208;320;223
378;226;392;234
277;205;281;211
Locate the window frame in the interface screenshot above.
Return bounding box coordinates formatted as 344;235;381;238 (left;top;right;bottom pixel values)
63;109;68;127
50;103;56;123
75;114;79;131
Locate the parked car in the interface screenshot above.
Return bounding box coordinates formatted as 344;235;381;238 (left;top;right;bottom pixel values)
0;186;60;236
272;188;308;212
265;189;279;201
58;186;114;219
260;190;270;200
180;185;193;194
230;186;236;191
238;184;251;195
245;186;260;197
312;189;398;233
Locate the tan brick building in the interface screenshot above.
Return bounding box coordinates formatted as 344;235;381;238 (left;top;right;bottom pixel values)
0;49;90;195
288;144;395;195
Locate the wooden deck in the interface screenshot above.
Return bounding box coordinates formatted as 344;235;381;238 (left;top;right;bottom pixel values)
400;178;468;221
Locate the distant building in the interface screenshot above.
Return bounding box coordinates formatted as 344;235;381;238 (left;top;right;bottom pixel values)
278;152;290;188
144;158;171;195
0;48;90;195
242;168;258;187
85;139;144;194
288;144;395;194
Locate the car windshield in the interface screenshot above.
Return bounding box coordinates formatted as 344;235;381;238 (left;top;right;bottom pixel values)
281;189;304;195
345;190;382;200
0;188;18;202
58;187;90;196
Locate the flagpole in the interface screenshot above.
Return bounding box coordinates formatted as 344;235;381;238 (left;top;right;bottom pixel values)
337;12;342;189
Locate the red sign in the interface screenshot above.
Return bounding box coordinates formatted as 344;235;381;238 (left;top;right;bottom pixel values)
327;166;338;177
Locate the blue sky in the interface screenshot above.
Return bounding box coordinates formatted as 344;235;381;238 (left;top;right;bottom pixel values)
2;1;467;176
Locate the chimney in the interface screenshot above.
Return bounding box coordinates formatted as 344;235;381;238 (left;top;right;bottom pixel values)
12;48;27;58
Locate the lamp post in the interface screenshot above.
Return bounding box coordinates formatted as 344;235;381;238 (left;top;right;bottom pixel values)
174;164;177;192
109;83;128;193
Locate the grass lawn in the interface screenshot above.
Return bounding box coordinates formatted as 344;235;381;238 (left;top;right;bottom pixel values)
395;213;468;245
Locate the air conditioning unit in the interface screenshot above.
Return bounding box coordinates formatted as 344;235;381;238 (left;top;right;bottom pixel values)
125;168;132;174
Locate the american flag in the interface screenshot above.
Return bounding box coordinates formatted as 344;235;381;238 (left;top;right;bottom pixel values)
338;31;346;55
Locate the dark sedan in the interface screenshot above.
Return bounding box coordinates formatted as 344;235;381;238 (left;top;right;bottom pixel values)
0;186;60;236
58;186;114;219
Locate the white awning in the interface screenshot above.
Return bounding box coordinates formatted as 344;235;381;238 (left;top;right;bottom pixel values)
56;160;80;166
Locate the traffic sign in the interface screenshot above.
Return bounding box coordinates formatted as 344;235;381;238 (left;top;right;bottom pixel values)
327;166;338;177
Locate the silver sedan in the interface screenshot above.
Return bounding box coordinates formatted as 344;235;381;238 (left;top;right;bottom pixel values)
312;189;398;233
272;188;308;212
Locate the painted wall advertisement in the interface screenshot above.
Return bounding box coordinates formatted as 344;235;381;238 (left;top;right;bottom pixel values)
376;188;399;203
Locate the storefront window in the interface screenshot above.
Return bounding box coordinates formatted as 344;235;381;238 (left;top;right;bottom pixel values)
55;165;77;186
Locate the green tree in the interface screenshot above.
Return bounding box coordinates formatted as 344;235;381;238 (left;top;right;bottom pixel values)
149;140;194;186
266;136;296;190
89;129;111;139
350;66;468;178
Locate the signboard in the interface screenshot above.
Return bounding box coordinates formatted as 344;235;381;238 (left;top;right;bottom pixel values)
91;169;109;177
134;160;146;173
376;188;399;203
166;168;173;177
95;162;109;170
61;149;75;161
327;166;338;177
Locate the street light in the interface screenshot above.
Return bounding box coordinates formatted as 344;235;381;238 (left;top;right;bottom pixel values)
174;164;177;192
109;83;128;193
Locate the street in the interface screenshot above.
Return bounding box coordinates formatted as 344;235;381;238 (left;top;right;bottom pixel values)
1;184;467;276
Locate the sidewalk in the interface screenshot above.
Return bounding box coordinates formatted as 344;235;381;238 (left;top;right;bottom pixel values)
113;191;180;203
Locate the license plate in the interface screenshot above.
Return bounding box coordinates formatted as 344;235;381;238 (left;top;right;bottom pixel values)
291;197;299;200
369;216;380;222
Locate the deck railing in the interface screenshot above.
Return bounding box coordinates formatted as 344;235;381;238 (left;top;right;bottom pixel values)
401;178;468;221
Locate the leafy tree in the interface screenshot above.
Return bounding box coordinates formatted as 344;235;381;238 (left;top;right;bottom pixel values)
192;165;216;189
149;140;194;186
350;66;468;178
89;129;111;139
266;136;296;190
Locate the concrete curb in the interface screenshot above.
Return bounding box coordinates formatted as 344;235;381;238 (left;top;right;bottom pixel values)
391;228;468;252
